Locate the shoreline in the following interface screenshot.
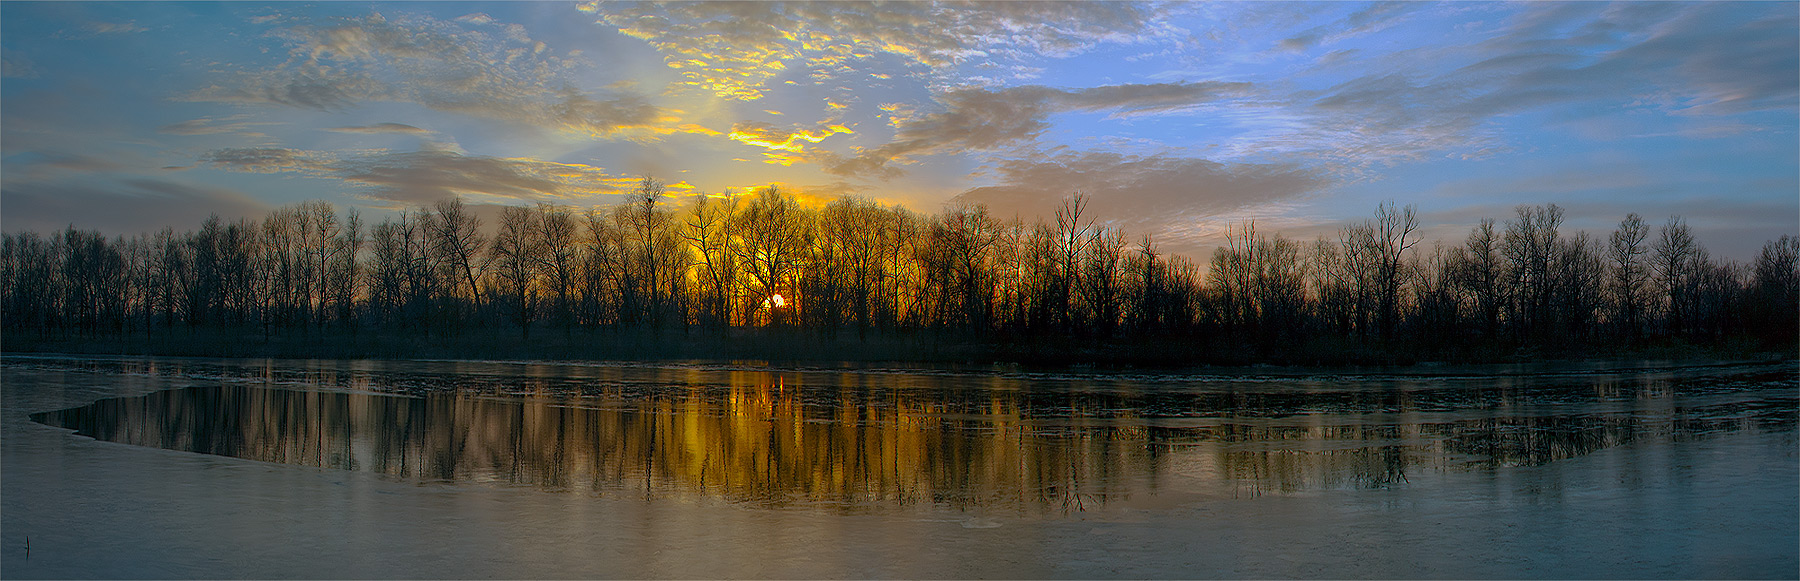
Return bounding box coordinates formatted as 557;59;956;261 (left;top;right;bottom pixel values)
5;342;1792;378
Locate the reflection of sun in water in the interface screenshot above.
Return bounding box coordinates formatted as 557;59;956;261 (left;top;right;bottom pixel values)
762;294;787;309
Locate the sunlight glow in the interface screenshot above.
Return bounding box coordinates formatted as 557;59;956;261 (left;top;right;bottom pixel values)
728;125;853;153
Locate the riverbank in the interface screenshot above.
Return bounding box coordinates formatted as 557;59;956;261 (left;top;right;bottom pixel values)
3;327;1792;369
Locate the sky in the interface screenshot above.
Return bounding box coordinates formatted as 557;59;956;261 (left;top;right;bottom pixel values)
3;1;1795;261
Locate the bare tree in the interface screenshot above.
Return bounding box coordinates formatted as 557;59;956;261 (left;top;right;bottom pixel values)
428;197;487;315
1460;219;1505;339
922;203;999;331
4;192;1791;361
1608;213;1650;338
1652;215;1695;335
1052;194;1091;331
1372;202;1420;340
583;207;626;326
1503;204;1563;340
536;204;580;333
1337;221;1381;340
1081;225;1127;336
489;205;545;339
368;217;410;328
684;194;740;328
1749;235;1800;342
621;177;678;326
734;186;812;326
1553;231;1606;341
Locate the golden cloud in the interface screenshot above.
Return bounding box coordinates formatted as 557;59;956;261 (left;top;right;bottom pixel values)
727;121;853;153
585;2;1170;101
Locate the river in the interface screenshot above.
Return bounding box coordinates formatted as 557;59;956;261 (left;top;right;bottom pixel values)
3;355;1794;578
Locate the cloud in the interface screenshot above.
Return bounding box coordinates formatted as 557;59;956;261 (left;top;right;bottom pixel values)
820;82;1252;178
339;150;697;205
339;151;591;204
198;146;680;205
1278;2;1417;53
1;49;38;79
192;70;383;111
541;92;666;137
1273;2;1799;163
952;149;1328;242
82;21;149;35
14;152;128;176
586;1;1173;100
1447;3;1798;116
1;178;270;236
727;121;853;165
201;147;337;174
159;116;276;136
188;13;669;137
325;123;431;135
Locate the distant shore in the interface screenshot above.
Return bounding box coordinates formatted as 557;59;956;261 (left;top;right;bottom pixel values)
4;328;1791;370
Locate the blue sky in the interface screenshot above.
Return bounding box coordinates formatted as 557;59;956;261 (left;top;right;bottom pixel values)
3;1;1794;260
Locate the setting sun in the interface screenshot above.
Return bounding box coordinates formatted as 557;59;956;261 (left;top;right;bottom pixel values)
1;2;1795;579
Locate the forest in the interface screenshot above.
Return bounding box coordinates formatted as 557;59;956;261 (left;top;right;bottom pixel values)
3;178;1796;365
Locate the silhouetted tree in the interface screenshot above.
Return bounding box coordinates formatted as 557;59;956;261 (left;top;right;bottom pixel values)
3;191;1791;362
1608;213;1650;339
428;197;486;320
735;186;811;327
1653;216;1696;336
1748;235;1800;344
489;205;545;339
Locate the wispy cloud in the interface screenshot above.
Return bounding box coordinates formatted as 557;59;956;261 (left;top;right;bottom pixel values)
586;1;1174;100
9;151;130;181
200;146;682;205
1;178;269;235
201;147;339;174
954;149;1327;238
820;82;1252;178
188;13;671;138
325;122;432;135
336;150;656;204
159;116;279;136
1;49;38;79
79;21;150;36
1276;1;1417;53
455;13;496;26
1257;2;1799;164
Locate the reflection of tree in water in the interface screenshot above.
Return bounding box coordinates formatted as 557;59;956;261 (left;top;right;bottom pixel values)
1441;397;1798;467
1441;415;1639;467
28;361;1796;511
35;385;1164;512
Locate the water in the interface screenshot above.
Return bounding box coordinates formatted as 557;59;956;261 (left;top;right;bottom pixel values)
3;355;1796;578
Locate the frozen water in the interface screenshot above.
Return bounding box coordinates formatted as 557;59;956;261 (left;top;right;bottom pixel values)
3;355;1795;578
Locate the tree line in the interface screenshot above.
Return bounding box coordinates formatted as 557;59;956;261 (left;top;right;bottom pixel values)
3;179;1795;361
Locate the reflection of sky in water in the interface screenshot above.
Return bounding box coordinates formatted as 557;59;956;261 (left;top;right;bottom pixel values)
27;358;1797;513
